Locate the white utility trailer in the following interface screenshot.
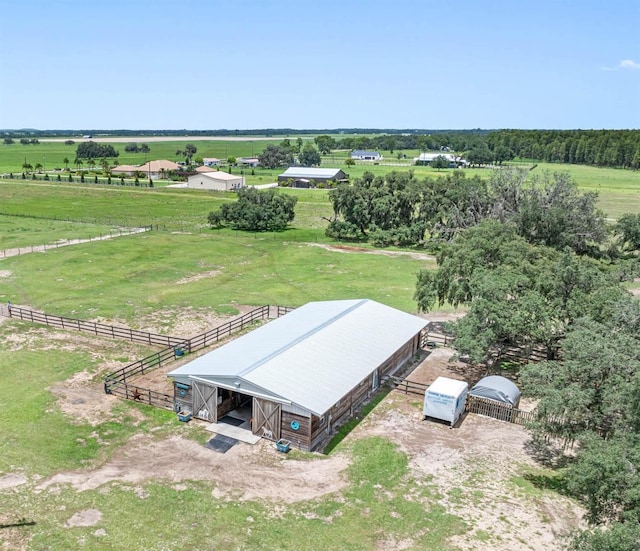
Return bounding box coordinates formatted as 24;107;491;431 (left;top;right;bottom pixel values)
423;376;468;428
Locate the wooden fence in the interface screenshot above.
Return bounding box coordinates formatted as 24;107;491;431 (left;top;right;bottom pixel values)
104;380;174;410
385;375;429;396
386;375;541;427
103;305;294;409
464;395;537;425
4;305;185;347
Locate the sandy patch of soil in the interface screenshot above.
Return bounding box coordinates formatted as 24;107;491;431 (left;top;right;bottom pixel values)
301;242;436;261
37;434;349;504
49;371;125;426
175;270;221;285
127;304;258;338
348;350;583;551
65;509;102;527
0;270;12;278
0;473;28;490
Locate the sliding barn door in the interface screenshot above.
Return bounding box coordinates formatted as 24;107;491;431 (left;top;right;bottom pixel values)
192;381;218;422
253;398;281;440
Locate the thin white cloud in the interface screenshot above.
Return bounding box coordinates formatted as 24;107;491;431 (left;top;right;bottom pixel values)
602;59;640;71
619;59;640;70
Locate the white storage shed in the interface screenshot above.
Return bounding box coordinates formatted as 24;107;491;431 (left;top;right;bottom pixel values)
187;171;245;191
423;377;468;427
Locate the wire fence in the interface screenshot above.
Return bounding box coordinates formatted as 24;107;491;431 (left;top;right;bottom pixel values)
0;226;151;259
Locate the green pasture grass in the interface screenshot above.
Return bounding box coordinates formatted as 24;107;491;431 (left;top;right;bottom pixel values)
0;180;236;230
0;180;334;233
0;324;160;475
529;162;640;219
0;231;430;320
0;139;286;173
0;215;121;251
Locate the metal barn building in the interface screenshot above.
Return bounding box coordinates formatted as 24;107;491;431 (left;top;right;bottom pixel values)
167;299;427;451
277;167;348;188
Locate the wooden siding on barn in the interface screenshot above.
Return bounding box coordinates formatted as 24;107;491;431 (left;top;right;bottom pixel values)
280;410;311;450
174;382;193;413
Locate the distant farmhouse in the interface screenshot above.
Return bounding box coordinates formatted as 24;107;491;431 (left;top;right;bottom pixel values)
203;158;221;167
195;165;216;173
112;160;180;179
237;157;260;168
187;171;245;191
350;150;382;161
278;167;348;188
414;153;467;168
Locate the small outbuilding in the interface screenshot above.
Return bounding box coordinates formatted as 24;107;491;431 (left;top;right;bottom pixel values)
168;299;428;451
187;171;245;191
351;150;382;161
469;376;521;408
423;377;468;427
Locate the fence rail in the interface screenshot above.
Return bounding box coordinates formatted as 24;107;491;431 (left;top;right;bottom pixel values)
103;305;295;409
104;380;174;410
464;395;538;425
5;305;185;347
385;375;429;396
0;226;151;259
104;305;293;386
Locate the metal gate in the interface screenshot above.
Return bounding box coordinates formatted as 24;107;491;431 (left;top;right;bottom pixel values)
192;380;218;422
253;398;281;440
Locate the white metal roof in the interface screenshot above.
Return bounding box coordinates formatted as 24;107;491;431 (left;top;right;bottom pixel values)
279;167;343;179
192;171;242;181
427;376;468;398
168;299;428;416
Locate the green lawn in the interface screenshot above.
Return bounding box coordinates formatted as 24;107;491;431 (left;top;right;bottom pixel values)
0;230;428;320
0;139;287;174
0;216;122;250
0;169;592;550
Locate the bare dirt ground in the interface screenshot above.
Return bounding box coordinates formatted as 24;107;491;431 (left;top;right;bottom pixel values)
302;242;436;261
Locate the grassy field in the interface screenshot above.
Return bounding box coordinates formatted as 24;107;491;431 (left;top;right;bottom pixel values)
0;216;123;250
0;139;286;174
0;158;622;550
0;178;459;548
3;136;640;219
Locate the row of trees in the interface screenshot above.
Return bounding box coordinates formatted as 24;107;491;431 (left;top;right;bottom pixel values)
487;129;640;169
3;137;40;145
310;130;640;170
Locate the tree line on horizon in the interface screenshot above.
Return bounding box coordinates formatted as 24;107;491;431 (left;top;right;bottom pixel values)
5;129;640;170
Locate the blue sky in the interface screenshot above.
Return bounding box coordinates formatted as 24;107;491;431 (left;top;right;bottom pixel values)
1;0;639;130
